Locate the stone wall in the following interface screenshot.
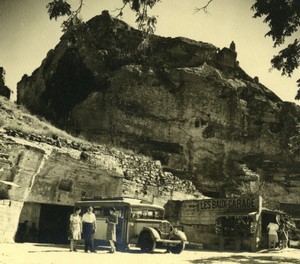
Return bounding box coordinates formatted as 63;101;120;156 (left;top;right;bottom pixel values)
0;200;23;243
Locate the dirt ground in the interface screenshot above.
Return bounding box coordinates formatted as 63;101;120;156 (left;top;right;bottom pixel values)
0;243;300;264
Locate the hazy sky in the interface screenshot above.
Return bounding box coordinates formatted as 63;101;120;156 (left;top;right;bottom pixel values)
1;0;300;104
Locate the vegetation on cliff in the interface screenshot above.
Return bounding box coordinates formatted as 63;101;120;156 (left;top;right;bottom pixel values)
0;95;78;141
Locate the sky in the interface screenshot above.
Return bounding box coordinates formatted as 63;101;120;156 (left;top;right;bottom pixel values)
0;0;300;104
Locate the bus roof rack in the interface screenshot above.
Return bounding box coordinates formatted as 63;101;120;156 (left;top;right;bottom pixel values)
81;196;131;201
80;196;153;204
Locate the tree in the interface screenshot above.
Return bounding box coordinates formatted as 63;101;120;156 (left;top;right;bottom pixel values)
46;0;160;34
47;0;300;98
251;0;300;99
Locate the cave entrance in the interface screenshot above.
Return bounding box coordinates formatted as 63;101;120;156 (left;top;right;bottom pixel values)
43;49;98;123
38;204;73;244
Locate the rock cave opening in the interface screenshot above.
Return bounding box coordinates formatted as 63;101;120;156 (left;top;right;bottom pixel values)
42;49;99;122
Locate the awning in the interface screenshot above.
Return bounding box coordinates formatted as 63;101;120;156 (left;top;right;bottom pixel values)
0;180;20;187
217;211;258;217
261;207;286;215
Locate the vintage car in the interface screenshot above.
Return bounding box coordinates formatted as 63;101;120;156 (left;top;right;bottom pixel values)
75;197;187;253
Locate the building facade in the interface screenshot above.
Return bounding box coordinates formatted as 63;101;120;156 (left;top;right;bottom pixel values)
165;196;285;251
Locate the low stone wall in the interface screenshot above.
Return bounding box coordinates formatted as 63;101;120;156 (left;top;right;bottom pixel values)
0;200;23;243
113;150;199;203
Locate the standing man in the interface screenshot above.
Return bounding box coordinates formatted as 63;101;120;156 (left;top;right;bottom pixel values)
82;206;97;253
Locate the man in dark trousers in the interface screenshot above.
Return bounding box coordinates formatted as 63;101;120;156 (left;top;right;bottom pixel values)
82;206;97;253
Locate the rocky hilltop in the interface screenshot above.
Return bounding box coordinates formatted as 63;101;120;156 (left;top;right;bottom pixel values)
17;11;300;207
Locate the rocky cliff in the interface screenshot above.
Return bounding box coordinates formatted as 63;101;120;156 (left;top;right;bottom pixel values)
0;96;199;242
17;12;300;208
0;67;11;99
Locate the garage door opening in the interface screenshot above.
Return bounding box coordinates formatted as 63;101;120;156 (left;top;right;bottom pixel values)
39;204;73;244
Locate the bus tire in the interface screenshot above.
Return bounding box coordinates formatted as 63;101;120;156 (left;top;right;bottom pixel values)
168;241;185;254
139;231;156;253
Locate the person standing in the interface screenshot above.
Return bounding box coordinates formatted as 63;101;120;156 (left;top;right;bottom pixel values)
16;220;29;242
82;206;97;253
28;223;38;243
267;221;279;249
106;207;118;253
69;207;82;252
278;223;288;249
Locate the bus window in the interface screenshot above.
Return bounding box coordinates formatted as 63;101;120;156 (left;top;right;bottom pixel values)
92;207;103;218
102;208;111;217
148;210;154;219
93;207;124;219
154;210;163;220
131;209;164;220
79;206;103;218
142;210;148;218
131;210;142;218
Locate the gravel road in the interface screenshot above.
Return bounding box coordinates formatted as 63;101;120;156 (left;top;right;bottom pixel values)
0;243;300;264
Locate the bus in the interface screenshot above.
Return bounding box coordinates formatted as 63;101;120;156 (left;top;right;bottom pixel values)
75;197;187;253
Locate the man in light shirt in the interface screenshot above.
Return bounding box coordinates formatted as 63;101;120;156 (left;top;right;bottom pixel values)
82;206;97;253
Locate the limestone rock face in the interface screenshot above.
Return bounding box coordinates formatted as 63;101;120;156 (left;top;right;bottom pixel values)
0;67;11;99
0;96;199;242
17;13;300;206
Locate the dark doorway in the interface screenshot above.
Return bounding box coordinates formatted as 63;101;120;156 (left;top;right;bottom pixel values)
261;212;277;234
261;211;278;249
38;204;73;244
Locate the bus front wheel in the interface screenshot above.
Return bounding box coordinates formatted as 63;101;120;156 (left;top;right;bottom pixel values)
168;241;185;254
138;232;156;253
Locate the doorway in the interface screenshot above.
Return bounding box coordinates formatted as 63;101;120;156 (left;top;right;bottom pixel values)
38;204;73;244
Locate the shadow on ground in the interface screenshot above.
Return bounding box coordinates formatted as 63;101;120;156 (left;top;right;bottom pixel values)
190;255;299;264
27;244;165;254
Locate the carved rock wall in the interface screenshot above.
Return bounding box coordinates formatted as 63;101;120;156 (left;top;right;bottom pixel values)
16;13;300;207
0;124;199;242
0;200;23;243
70;63;300;203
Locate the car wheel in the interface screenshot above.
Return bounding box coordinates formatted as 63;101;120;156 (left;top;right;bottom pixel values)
139;231;156;253
169;241;185;254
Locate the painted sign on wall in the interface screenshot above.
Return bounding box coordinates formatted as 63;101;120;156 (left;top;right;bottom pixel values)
180;196;261;225
198;196;258;211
